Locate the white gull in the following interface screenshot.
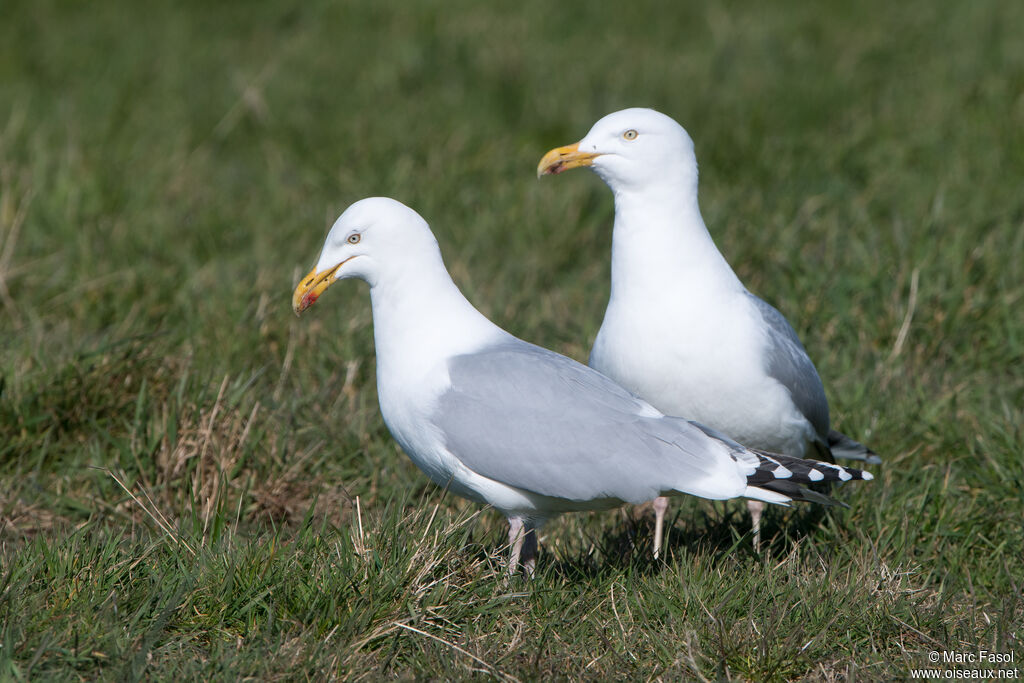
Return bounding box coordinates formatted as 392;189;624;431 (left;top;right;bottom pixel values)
538;108;879;554
292;197;873;574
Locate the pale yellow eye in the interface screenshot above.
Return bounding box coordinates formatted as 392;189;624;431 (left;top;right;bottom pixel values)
623;129;638;140
347;233;361;244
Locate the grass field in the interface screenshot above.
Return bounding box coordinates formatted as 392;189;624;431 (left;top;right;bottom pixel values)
1;0;1022;679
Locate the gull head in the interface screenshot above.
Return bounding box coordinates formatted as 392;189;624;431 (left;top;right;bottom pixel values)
292;197;440;314
537;108;697;191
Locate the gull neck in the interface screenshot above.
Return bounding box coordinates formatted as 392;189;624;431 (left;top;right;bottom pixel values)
368;253;504;373
608;179;743;298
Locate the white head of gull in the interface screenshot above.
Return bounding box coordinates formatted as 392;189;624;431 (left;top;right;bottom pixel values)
293;197;872;575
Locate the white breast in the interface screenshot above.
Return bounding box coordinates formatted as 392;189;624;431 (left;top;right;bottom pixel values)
591;288;814;455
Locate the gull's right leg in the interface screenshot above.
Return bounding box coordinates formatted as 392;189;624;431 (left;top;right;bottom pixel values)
652;496;669;559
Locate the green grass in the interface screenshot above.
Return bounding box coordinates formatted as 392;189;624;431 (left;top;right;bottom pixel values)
1;0;1022;679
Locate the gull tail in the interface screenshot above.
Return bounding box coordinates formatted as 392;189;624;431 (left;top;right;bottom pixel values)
743;451;873;506
828;429;882;465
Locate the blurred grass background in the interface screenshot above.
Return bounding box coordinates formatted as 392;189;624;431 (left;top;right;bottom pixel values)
1;0;1021;679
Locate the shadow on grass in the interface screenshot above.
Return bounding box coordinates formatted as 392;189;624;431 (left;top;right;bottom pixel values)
532;499;850;582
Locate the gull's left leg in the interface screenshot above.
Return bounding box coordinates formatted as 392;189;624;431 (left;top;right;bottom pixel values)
747;500;764;552
506;516;525;576
520;521;539;578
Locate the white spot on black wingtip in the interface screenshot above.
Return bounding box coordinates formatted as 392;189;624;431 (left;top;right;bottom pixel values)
808;469;824;482
861;471;874;481
757;454;794;479
838;469;852;481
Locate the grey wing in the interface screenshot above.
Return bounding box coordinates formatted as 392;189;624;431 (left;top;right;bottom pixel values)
433;340;743;504
746;292;830;439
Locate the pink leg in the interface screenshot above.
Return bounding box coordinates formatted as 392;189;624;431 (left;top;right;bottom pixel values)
506;516;525;576
506;517;540;578
652;496;669;559
747;499;764;552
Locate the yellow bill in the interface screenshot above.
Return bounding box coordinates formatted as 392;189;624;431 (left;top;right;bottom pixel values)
292;263;342;315
536;142;600;178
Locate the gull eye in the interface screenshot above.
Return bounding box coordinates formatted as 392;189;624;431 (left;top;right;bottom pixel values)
623;129;638;141
347;233;361;245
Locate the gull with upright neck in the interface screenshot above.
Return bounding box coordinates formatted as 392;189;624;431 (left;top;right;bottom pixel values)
538;108;879;555
292;197;873;575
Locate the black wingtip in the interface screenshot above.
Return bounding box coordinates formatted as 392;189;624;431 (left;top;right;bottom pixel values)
828;429;883;465
749;450;875;486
